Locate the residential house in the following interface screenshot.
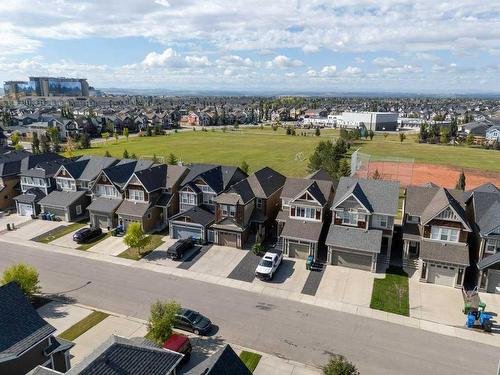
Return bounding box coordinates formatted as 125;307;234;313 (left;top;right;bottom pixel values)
0;282;73;375
465;183;500;293
185;344;251;375
402;184;471;287
486;125;500;144
87;159;154;228
187;111;211;126
275;176;334;260
14;158;71;217
0;150;63;211
29;335;182;375
169;164;247;243
39;156;117;221
116;163;189;232
212;167;286;248
326;177;399;272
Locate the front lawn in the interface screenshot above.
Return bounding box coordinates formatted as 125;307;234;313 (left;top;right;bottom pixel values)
77;232;111;251
116;234;164;260
239;350;262;373
370;267;409;316
58;311;109;341
35;222;87;244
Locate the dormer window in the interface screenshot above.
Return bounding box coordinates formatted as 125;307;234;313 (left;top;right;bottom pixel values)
129;189;145;201
342;210;359;226
485;239;500;254
430;226;459;242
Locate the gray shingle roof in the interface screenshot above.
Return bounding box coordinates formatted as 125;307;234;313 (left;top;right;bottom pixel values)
170;206;215;227
333;177;399;215
87;197;123;214
405;185;465;218
477;251;500;270
181;164;247;194
280;218;324;242
0;282;56;362
27;366;62;375
13;187;46;203
39;190;86;208
419;240;469;266
325;225;383;253
67;335;182;375
0;150;63;177
420;188;469;229
116;199;151;217
468;189;500;237
281;177;333;205
185;344;251;375
102;159;154;189
64;156;117;182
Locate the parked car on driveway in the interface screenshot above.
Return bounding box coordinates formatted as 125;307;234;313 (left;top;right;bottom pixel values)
163;333;192;363
167;238;194;260
72;227;102;244
255;250;283;280
174;308;212;335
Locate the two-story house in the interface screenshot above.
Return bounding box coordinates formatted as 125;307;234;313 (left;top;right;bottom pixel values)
212;167;286;248
169;164;247;243
116;164;189;232
402;184;471;287
87;159;154;229
465;182;500;293
0;282;74;375
14;158;70;217
326;177;399;272
38;156;117;221
0;150;63;212
275;176;334;260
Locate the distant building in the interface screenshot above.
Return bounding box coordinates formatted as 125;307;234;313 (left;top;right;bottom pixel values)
4;77;89;99
339;112;398;131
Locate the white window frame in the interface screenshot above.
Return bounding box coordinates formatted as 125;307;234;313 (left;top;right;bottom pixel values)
181;192;196;205
342;210;358;226
430;226;460;243
229;205;236;217
485;239;500;254
293;206;317;220
129;189;145;201
221;204;228;216
76;205;82;215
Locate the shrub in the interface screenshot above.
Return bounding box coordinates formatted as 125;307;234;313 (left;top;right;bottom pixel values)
1;263;41;299
147;300;180;345
322;355;359;375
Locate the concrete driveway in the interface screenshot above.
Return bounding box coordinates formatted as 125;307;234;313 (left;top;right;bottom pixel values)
89;235;128;256
315;265;376;307
51;228;82;249
3;219;64;241
0;213;31;230
253;259;310;293
189;245;247;277
37;301;92;335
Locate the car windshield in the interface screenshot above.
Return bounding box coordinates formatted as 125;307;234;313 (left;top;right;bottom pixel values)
184;310;202;323
259;259;273;267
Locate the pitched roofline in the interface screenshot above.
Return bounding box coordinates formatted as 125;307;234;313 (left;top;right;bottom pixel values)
290;181;322;206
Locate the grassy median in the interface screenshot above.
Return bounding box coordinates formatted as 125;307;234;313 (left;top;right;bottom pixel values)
117;234;164;260
370;267;409;316
58;311;109;341
35;222;86;244
240;351;262;373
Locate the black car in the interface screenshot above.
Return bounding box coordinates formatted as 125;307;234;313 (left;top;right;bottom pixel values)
174;308;212;335
167;238;194;260
72;227;102;244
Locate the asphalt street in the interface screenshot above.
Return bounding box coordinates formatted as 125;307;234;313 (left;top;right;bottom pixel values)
0;243;498;374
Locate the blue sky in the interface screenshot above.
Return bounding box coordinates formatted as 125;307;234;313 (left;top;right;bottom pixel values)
0;0;499;93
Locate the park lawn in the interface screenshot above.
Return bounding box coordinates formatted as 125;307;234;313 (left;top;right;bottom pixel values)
117;234;164;260
77;232;111;251
35;222;86;244
370;267;409;316
239;351;262;373
58;311;109;341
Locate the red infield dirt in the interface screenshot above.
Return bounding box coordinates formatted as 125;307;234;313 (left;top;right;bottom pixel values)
358;161;500;189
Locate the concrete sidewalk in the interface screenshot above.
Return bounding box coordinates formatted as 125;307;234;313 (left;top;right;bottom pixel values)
4;235;500;349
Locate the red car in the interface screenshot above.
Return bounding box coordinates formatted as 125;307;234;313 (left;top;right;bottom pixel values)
163;334;192;363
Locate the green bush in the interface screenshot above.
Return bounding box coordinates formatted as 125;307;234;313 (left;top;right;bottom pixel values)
1;263;41;298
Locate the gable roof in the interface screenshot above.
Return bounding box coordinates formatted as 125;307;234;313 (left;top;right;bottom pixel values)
185;344;251;375
170;206;215;227
0;151;63;178
418;187;470;229
333;177;400;215
281;177;333;206
0;282;56;362
67;335;182;375
133;164;167;192
102;159;154;189
61;156;117;182
181;164;247;194
20;157;72;179
469;191;500;236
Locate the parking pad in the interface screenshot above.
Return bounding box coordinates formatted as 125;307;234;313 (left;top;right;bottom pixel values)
177;246;210;270
189;245;247;278
301;263;326;296
227;250;261;282
30;225;67;241
253;259;310;293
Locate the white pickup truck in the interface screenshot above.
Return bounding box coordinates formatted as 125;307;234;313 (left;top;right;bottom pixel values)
255;250;283;280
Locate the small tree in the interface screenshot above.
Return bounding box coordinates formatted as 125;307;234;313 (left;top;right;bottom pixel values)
104;150;112;157
147;300;181;345
40;133;50;153
123;127;129;141
240;160;250;174
113;131;119;143
372;169;382;180
131;153;138;159
399;132;406;143
31;132;40;154
368;129;374;140
339;159;351;177
466;133;475;146
123;149;130;159
15;143;24;150
455;170;466;191
79;132;91;149
167;153;178;165
252;242;264;255
322;355;359;375
123;222;150;255
11;132;20;146
146;126;153;137
315;128;321;136
102;132;110;143
1;263;41;299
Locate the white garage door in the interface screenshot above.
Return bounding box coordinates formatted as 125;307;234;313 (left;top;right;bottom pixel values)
427;264;456;287
19;203;34;217
172;225;202;241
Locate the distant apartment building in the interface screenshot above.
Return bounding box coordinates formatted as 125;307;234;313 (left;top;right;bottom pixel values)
339;112;398;131
4;76;89;99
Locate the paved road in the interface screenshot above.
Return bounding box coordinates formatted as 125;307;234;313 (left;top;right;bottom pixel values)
0;244;498;375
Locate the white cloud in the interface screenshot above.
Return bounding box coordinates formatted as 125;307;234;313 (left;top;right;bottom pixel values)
342;66;363;76
373;57;398;67
185;55;211;66
415;52;440;62
142;48;182;67
154;0;170;7
354;57;365;64
320;65;337;76
382;64;422;75
217;55;255;67
267;55;303;69
302;45;319;53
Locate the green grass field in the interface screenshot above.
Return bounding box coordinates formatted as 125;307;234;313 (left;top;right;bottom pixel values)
370;267;409;316
72;127;500;177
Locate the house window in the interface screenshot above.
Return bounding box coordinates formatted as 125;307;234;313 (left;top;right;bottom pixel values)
292;206;317;220
76;205;82;215
485;239;500;254
430;226;459;242
181;192;196;205
342;210;358;226
407;215;420;223
221;204;228;216
229;205;236;217
256;198;263;209
373;214;388;228
129;189;145;201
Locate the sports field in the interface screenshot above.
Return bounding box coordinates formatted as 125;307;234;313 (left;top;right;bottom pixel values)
72;127;500;181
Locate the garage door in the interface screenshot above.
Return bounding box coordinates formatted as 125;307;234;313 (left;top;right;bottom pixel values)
218;232;238;247
94;215;109;229
427;264;456;287
18;203;33;217
487;270;500;294
172;225;202;240
332;249;372;271
288;242;310;259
